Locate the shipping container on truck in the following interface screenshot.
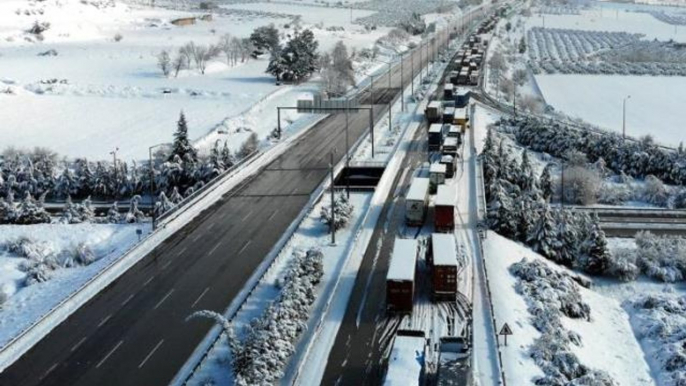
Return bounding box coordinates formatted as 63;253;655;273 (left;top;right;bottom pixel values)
428;123;444;152
429;163;447;194
442;137;459;159
443;83;454;100
405;177;430;226
469;70;480;86
429;233;459;300
455;90;470;108
425;101;443;124
447;124;462;143
386;239;418;314
454;108;468;128
434;185;456;232
383;330;427;386
440;155;456;179
442;106;456;124
458;69;470;85
449;70;459;85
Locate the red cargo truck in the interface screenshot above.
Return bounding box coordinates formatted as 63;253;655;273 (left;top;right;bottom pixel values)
434;185;456;232
386;238;418;313
430;233;459;301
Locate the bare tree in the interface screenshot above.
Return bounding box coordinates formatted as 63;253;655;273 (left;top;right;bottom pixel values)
157;50;171;77
239;38;254;63
559;166;601;205
184;42;218;75
172;50;186;78
218;33;232;65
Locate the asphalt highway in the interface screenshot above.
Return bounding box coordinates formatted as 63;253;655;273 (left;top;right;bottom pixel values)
0;21;448;386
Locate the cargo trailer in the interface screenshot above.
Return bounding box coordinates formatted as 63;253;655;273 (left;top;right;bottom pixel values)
405;177;430;226
386;239;418;313
455;90;470;108
429;163;447;194
435;185;456;231
442;107;456;124
443;83;454;100
440;155;456;179
442;137;459;159
425;101;443;124
430;233;459;300
428;123;445;151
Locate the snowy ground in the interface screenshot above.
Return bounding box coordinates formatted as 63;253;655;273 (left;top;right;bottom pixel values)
536;74;686;146
0;223;150;347
0;0;396;162
482;231;655;386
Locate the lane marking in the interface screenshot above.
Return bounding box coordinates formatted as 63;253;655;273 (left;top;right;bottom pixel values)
162;259;173;271
207;221;216;230
238;240;251;255
176;247;188;257
192;233;202;242
143;276;154;287
71;336;87;352
121;293;135;306
153;289;174;310
41;363;58;380
291;186;299;195
191;287;210;309
208;241;222;256
241;210;254;223
97;314;112;328
96;340;124;368
267;209;280;221
138;339;164;369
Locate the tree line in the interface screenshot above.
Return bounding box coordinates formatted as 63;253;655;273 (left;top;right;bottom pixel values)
0;112;260;224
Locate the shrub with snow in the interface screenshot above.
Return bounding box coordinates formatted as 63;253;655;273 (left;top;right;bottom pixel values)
629;292;686;386
510;258;615;385
320;192;354;232
231;248;324;385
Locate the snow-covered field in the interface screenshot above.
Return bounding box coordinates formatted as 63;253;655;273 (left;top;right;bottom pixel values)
536;74;686;145
526;3;686;43
0;223;149;347
0;0;397;162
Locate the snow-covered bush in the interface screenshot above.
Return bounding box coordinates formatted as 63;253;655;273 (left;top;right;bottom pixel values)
60;196;95;224
642;175;670;207
125;195;145;223
634;231;686;282
560;166;601;205
232;248;324;385
510;258;615;385
630;292;686;385
320;193;354;232
598;182;634;205
605;248;640;282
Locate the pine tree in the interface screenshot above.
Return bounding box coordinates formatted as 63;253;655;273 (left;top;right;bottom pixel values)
488;180;517;238
554;209;578;266
237;133;259;159
515;198;533;243
169;111;198;163
527;203;556;259
0;192;19;224
582;222;612;275
221;141;235;168
16;192;51;225
540;164;554;202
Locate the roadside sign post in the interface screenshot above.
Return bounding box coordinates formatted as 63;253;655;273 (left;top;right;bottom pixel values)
499;323;513;346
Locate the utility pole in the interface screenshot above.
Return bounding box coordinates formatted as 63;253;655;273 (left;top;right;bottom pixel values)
329;150;336;245
345;98;350;199
110;147;119;198
401;52;405;112
411;48;415;97
623;95;631;139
